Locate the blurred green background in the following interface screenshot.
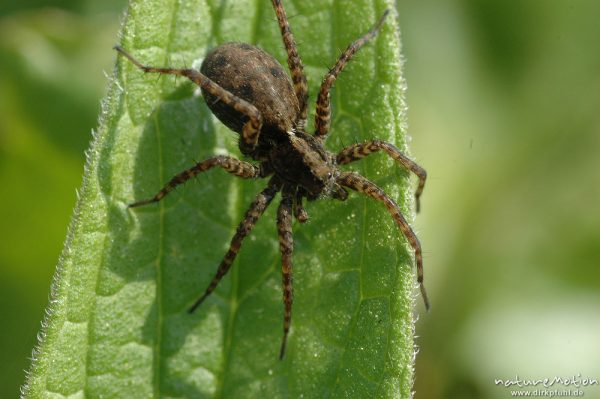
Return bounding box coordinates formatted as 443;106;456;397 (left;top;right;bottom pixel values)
1;0;599;398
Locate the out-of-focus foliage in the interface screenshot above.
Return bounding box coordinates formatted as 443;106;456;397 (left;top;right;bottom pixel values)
397;0;600;398
2;0;600;398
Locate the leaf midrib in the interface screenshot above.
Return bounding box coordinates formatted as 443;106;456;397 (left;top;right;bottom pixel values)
153;110;166;399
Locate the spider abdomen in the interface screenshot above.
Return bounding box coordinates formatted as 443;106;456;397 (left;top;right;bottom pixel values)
200;43;300;145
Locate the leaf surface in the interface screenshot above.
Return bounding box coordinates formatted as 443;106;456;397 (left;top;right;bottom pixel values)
24;0;417;397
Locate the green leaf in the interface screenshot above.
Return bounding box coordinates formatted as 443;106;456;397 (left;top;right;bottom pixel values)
23;0;418;397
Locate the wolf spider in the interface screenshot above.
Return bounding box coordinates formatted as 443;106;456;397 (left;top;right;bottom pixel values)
116;0;428;359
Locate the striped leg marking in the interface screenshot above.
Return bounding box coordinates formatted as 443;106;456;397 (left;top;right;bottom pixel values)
271;0;309;123
277;185;295;359
314;10;389;138
188;178;281;313
128;155;261;208
114;46;263;153
336;140;427;212
338;172;430;310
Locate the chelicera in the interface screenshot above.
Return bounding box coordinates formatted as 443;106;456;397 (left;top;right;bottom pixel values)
116;0;429;359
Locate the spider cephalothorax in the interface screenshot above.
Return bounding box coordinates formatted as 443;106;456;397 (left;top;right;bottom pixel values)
116;0;428;359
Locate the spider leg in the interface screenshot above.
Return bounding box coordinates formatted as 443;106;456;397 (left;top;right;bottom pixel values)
114;46;263;153
129;155;263;208
336;140;427;212
337;171;430;310
271;0;309;123
277;184;295;359
188;177;282;313
293;187;309;223
314;10;390;139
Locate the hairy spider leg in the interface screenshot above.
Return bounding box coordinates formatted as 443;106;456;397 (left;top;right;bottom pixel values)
314;9;390;138
114;46;263;153
336;140;427;212
128;155;263;208
188;178;282;313
338;172;430;310
277;184;295;359
271;0;309;123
